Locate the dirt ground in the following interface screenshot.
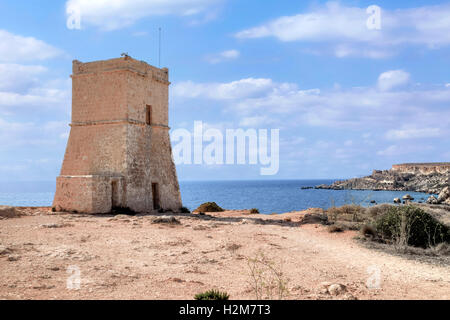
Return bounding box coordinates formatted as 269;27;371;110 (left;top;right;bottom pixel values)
0;208;449;300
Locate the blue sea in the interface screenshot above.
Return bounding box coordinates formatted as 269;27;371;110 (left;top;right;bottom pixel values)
0;180;433;214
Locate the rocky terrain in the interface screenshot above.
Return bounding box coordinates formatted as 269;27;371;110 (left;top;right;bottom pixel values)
0;206;449;300
316;169;449;195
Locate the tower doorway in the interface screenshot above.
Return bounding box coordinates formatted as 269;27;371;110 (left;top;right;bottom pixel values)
152;183;160;210
146;105;152;125
111;180;119;208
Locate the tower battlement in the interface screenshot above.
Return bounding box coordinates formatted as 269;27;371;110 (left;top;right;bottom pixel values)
72;57;169;84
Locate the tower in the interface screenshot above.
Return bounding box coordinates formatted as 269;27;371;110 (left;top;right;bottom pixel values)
53;56;182;213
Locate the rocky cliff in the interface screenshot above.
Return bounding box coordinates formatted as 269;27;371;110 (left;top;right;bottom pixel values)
316;163;450;194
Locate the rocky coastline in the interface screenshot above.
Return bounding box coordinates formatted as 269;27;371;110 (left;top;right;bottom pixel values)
315;163;450;202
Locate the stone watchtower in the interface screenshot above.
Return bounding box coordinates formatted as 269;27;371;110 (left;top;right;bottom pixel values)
53;56;182;213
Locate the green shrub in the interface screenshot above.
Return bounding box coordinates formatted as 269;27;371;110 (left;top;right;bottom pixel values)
249;208;260;214
326;204;366;222
180;207;191;213
195;202;224;213
337;221;361;231
375;206;450;248
366;204;392;219
360;224;377;238
194;289;229;300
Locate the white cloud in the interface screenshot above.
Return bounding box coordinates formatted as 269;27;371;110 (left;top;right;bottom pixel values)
344;140;353;146
0;32;68;112
235;2;450;58
66;0;222;30
131;31;148;37
385;127;442;140
0;64;47;93
376;144;433;157
239;116;273;127
0;79;70;109
173;78;282;100
0;118;68;148
334;44;394;59
172;70;450;135
377;145;400;157
0;30;62;63
206;50;240;64
0;31;68;180
236;2;375;42
378;70;410;91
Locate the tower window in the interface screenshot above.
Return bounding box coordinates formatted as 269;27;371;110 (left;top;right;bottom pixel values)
146;105;152;125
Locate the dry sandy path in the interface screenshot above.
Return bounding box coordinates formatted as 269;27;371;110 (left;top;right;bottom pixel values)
0;209;448;300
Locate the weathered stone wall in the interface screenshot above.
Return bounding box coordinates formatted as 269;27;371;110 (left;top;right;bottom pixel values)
60;124;127;175
72;70;128;123
125;124;152;212
53;56;182;214
54;176;116;213
150;127;183;210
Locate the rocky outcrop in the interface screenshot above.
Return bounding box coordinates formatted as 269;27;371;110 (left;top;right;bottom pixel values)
427;196;439;204
438;187;450;205
0;206;22;219
316;166;449;194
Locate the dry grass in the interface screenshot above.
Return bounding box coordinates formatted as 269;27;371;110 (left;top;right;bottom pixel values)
194;202;224;213
327;204;393;225
247;251;289;300
327;225;344;233
366;204;393;219
326;204;366;223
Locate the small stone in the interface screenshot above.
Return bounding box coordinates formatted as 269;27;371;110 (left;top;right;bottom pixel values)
40;223;71;229
7;255;21;262
328;284;347;296
427;195;439;204
0;246;13;255
32;284;55;290
319;287;329;294
152;216;180;225
318;281;332;294
342;293;357;300
48;267;60;271
402;194;414;201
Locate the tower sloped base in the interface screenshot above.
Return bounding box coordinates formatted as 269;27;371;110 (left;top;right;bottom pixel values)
53;175;125;214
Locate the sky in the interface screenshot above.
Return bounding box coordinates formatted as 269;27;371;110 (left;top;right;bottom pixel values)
0;0;449;181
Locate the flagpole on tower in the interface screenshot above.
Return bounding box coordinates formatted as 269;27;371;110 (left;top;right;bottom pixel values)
158;27;162;68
